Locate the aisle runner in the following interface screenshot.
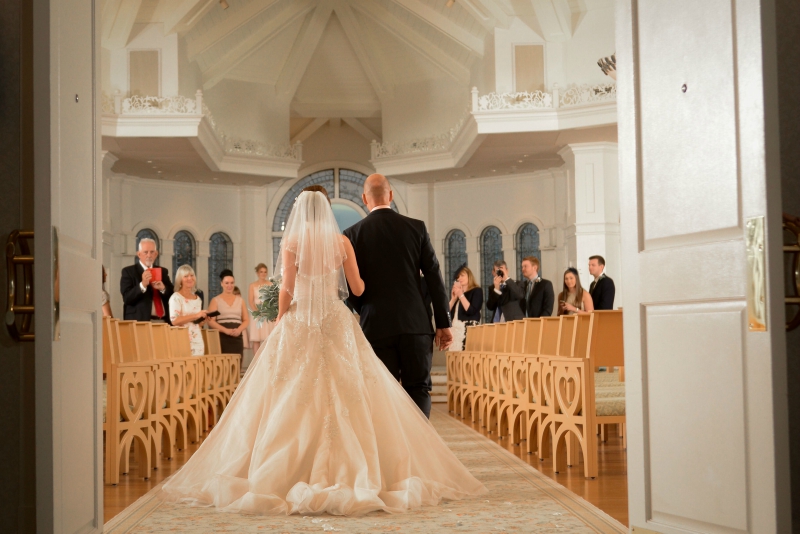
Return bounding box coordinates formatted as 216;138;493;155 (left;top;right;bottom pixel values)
105;411;626;533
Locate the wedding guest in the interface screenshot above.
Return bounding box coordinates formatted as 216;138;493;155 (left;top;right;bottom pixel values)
449;266;483;350
247;263;276;353
101;266;113;318
519;256;554;318
588;255;615;310
449;266;483;324
169;265;207;356
557;267;594;316
208;269;249;356
486;260;523;323
120;238;174;322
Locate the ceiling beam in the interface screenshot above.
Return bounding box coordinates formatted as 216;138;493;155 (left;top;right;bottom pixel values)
276;1;335;99
459;0;511;30
352;0;471;84
187;0;281;61
102;0;142;50
290;117;328;144
530;0;572;41
392;0;484;56
163;0;216;36
333;1;388;99
343;117;381;143
201;0;315;90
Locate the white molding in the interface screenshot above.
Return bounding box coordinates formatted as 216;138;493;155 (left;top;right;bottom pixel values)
342;117;381;143
290;118;329;145
163;0;216;35
276;1;335;99
473;102;618;134
333;1;389;99
291;101;382;118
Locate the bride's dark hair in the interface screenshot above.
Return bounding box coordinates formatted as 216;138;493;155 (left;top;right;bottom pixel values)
301;185;331;204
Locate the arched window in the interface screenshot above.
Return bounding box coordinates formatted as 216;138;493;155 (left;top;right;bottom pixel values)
172;230;195;274
136;228;160;266
208;232;233;300
480;226;504;322
271;168;398;267
516;223;541;275
444;229;467;284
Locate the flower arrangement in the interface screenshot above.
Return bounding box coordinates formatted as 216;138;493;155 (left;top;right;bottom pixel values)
251;278;281;323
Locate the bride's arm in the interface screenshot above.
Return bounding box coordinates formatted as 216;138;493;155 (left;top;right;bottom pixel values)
341;236;364;297
277;250;296;322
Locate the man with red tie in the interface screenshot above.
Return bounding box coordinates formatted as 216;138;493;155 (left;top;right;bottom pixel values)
120;237;174;323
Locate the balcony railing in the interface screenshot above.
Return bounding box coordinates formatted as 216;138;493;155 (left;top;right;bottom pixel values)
472;83;617;112
102;90;302;162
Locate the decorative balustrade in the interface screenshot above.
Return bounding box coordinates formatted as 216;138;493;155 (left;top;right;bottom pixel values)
103;90;301;162
370;106;470;159
471;82;616;112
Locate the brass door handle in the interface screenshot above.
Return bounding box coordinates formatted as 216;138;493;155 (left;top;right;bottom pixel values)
5;230;34;341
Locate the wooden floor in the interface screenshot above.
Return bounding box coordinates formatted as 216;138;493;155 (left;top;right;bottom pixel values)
104;406;628;527
436;404;629;527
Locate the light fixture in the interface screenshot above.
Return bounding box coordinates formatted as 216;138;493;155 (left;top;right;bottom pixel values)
597;54;616;80
446;0;455;7
219;0;229;9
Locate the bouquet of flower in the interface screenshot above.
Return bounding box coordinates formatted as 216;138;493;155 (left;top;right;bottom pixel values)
251;278;281;324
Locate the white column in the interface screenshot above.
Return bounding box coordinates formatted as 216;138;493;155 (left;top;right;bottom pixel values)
558;142;621;294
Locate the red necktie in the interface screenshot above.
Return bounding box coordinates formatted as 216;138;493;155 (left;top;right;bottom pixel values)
152;286;164;318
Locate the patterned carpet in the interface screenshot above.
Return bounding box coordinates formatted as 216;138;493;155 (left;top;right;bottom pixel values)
105;410;626;533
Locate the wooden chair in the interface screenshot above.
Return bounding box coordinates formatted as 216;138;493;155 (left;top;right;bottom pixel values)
548;311;625;478
102;318;154;485
521;318;543;455
506;320;530;445
534;317;562;459
446;350;461;413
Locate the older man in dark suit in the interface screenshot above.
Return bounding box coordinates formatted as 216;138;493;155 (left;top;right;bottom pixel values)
120;238;174;323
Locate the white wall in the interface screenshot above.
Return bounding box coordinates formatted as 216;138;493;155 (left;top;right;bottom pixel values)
105;23;179;97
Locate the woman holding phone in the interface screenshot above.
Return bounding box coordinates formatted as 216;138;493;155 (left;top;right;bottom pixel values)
557;267;594;316
169;264;208;356
208;269;250;356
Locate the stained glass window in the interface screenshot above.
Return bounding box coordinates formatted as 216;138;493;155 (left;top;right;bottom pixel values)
516;223;541;275
172;230;195;274
136;228;160;266
480;226;504;322
208;232;233;301
272;170;335;232
444;230;467;284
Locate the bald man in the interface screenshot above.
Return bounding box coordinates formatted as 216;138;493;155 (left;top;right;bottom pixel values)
343;174;452;418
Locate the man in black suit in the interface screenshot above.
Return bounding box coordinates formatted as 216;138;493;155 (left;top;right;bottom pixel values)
486;260;524;323
519;256;554;317
343;174;451;418
588;255;615;310
120;238;174;322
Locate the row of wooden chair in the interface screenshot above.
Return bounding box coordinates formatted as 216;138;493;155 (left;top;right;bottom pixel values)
102;317;241;485
447;311;625;479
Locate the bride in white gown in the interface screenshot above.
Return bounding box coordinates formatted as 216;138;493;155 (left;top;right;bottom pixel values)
160;190;486;516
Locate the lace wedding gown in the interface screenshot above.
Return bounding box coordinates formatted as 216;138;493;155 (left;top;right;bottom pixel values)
160;192;485;516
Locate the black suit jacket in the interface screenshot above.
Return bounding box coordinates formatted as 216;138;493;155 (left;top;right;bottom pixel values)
590;274;615;311
486;279;524;322
120;262;174;322
521;278;555;318
343;209;450;340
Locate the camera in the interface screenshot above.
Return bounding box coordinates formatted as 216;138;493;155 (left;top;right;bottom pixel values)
496;269;505;278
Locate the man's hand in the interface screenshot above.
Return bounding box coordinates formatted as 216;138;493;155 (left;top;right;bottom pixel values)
141;269;153;287
493;274;504;290
435;328;453;351
151;280;165;291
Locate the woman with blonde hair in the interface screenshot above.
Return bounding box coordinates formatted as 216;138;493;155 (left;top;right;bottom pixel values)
247;263;275;353
557;267;594;316
448;265;483;350
168;265;208;356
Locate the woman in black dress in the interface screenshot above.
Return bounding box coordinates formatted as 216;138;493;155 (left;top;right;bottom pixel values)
207;269;250;356
449;266;483;350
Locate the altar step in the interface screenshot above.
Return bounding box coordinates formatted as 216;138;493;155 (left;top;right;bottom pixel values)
431;366;447;403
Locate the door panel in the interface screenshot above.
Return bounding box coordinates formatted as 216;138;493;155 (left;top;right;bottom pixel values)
617;0;790;532
34;0;102;532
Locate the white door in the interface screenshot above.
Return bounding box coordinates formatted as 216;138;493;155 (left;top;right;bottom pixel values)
34;0;103;532
616;1;790;533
